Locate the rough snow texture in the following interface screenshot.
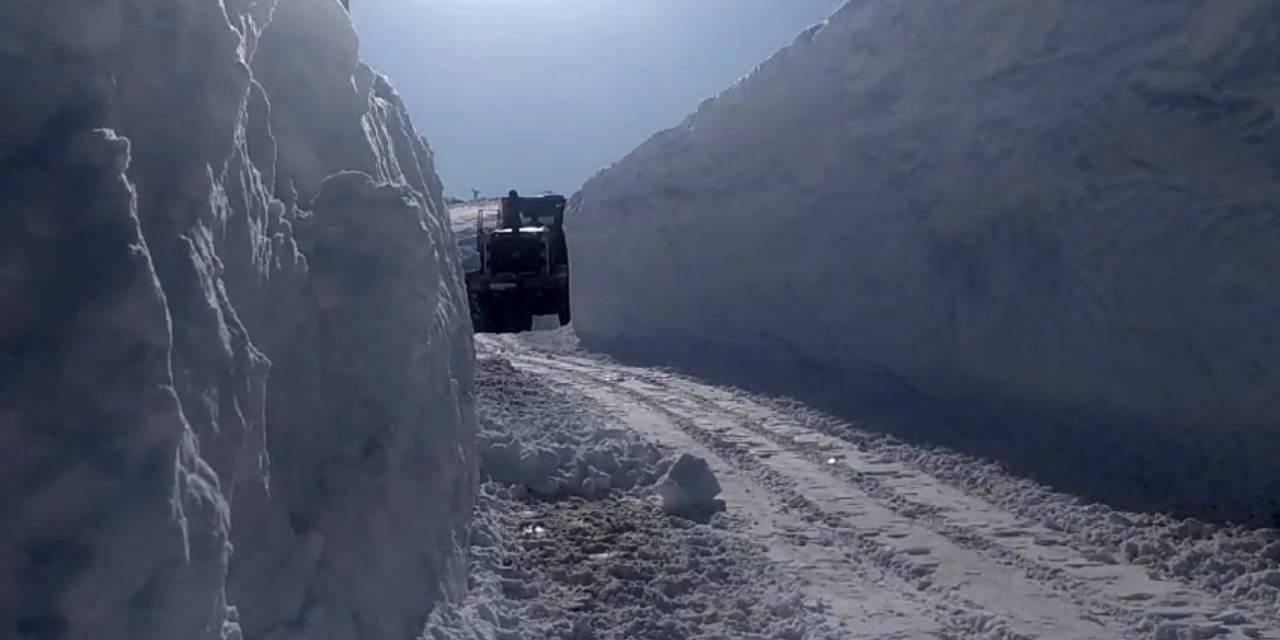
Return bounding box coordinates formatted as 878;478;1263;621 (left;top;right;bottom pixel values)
1;2;474;639
474;357;669;500
423;355;840;640
495;330;1280;636
570;0;1280;521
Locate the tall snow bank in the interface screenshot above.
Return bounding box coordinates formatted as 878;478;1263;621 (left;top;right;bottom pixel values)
1;1;474;639
570;0;1280;521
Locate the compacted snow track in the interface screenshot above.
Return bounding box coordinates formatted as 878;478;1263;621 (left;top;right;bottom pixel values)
478;332;1280;640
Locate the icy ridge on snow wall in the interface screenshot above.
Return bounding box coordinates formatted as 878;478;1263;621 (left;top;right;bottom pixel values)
570;0;1280;521
1;1;475;639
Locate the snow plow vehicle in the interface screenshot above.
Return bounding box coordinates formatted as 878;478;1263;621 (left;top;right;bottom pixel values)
465;192;570;333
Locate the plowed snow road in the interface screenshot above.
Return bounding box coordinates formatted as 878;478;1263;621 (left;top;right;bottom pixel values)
478;332;1279;640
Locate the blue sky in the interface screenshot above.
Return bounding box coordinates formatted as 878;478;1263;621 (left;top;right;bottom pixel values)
351;0;845;198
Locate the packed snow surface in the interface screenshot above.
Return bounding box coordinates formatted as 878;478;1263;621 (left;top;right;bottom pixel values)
455;329;1280;639
2;1;473;639
569;0;1280;521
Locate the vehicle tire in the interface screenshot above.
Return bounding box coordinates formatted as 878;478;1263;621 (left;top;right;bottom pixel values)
486;301;507;334
482;312;499;334
512;310;533;333
500;304;531;333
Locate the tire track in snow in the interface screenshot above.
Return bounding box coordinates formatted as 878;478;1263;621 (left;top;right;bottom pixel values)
601;362;1280;635
518;364;1024;639
485;357;955;637
508;355;1124;639
484;341;1129;638
484;336;1274;639
598;373;1195;624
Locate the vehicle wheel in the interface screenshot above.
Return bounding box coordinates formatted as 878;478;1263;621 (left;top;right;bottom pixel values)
500;304;531;333
512;310;533;333
488;303;508;334
558;307;571;327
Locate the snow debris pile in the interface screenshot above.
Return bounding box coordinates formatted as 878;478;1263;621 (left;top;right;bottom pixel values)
569;0;1280;521
476;357;669;500
477;355;727;519
1;2;473;639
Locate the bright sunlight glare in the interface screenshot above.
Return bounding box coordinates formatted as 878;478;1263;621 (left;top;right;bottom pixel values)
352;0;846;197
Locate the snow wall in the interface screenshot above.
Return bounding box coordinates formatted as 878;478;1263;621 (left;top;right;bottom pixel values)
1;1;476;639
570;0;1280;522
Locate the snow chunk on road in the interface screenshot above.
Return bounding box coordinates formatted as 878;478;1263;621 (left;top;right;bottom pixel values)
656;454;727;522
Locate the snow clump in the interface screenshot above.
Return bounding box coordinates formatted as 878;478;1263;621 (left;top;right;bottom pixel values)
655;453;727;522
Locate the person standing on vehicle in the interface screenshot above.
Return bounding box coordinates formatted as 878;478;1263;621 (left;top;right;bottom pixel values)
502;189;522;229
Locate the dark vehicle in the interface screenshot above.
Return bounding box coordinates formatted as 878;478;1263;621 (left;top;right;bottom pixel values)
465;192;570;333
